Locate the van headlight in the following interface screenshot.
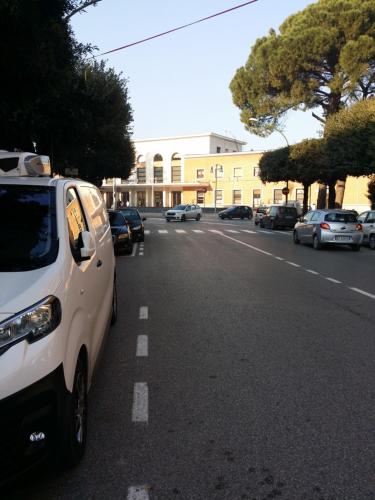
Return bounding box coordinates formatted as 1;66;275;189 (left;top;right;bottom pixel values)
0;296;61;352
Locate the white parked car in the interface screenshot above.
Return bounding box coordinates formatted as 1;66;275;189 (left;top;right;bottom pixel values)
357;210;375;249
0;152;116;483
165;204;202;222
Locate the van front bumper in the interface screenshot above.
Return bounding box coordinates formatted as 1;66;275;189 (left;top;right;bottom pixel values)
0;363;68;486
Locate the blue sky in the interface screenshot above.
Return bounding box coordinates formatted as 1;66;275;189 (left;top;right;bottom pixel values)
71;0;320;151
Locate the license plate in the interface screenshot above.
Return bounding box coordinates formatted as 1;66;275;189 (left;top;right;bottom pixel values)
335;235;351;241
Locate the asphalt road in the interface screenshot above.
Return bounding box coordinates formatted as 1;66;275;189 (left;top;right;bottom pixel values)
8;214;375;500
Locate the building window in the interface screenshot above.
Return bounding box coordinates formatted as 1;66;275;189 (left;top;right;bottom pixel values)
215;190;223;204
197;191;205;204
274;189;283;204
253;189;261;207
233;167;243;178
154;191;163;207
154;153;163;162
172;166;181;182
216;146;221;153
154;166;163;183
253;166;260;177
137;167;146;184
196;169;204;179
137;191;146;207
172;191;181;206
233;190;241;204
296;188;304;203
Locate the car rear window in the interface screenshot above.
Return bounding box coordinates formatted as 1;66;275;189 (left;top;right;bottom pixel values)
0;185;58;271
120;209;140;221
278;207;297;216
108;211;126;226
324;213;357;223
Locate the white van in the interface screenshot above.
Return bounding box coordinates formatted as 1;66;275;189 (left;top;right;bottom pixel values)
0;152;117;483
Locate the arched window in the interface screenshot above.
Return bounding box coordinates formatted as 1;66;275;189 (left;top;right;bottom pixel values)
137;154;145;164
153;154;163;162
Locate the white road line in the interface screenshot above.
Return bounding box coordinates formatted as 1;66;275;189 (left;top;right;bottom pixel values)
226;230;240;233
349;287;375;300
275;256;284;261
326;277;342;284
241;230;256;234
175;229;186;233
139;306;148;320
127;486;149;500
257;230;272;235
209;229;222;234
286;261;301;268
129;243;137;257
192;229;204;233
158;229;168;234
274;231;291;236
139;252;144;256
306;269;319;275
136;335;148;357
144;230;150;234
132;383;148;423
218;232;274;256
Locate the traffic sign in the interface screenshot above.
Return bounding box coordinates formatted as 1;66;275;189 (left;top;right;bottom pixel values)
282;187;289;195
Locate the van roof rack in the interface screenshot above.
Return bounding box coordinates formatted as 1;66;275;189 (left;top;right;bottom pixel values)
0;151;51;177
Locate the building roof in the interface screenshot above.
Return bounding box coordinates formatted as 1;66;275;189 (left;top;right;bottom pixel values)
133;132;247;145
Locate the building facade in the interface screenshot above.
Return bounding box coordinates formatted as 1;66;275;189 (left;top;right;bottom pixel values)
101;133;372;212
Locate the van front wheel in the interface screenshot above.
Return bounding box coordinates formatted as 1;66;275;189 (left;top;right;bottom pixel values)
60;356;88;468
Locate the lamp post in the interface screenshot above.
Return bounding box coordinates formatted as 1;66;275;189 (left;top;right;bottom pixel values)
210;164;223;213
249;118;290;204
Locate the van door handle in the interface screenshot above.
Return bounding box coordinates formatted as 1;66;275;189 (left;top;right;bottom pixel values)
97;260;102;267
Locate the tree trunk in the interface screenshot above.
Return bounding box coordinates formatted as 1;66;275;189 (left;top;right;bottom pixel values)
328;180;336;208
335;178;346;208
317;183;327;209
303;182;309;214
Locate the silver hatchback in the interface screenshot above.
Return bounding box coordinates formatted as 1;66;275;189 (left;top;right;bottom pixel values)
293;209;363;251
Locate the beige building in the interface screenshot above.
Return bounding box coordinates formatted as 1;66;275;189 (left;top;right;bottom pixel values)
101;133;371;212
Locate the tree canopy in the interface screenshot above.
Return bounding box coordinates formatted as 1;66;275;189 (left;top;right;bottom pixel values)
325;98;375;176
230;0;375;136
0;0;134;185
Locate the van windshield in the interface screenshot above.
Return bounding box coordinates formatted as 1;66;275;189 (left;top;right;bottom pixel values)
0;185;58;271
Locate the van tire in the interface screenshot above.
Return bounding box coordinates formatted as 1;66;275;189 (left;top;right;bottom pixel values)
369;234;375;250
60;356;88;468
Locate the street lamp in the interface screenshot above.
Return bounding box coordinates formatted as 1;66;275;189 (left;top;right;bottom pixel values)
210;164;223;213
248;118;290;204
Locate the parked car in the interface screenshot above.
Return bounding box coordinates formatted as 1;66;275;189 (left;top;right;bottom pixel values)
254;205;269;225
119;207;146;242
165;204;202;222
293;209;363;250
357;210;375;249
0;151;116;484
260;205;298;230
108;209;133;254
218;205;253;220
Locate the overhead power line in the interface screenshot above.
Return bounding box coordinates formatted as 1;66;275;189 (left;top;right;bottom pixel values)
96;0;260;57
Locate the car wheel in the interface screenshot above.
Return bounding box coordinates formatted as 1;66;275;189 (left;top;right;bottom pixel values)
166;218;170;222
313;234;322;250
351;244;361;251
60;356;87;467
181;215;186;222
125;243;133;255
110;278;117;325
138;234;144;242
270;220;275;230
260;220;264;228
255;221;259;226
293;231;300;244
196;213;201;221
369;234;375;250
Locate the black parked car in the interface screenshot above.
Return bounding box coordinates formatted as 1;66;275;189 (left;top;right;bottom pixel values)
108;210;133;254
218;205;253;220
119;207;146;242
260;205;298;230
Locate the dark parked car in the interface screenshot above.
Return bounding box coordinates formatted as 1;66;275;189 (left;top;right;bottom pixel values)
218;205;253;220
119;207;146;242
108;210;133;255
260;205;298;229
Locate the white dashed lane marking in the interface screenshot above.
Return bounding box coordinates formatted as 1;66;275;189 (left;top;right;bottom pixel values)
136;335;148;357
349;287;375;300
132;383;148;423
175;229;186;233
127;486;149;500
286;261;301;268
144;230;150;234
306;269;319;275
192;230;204;233
326;277;342;284
139;306;148;320
226;230;240;233
158;229;168;234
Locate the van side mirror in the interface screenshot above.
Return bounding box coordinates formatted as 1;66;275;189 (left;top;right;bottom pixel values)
79;231;95;260
142;217;147;221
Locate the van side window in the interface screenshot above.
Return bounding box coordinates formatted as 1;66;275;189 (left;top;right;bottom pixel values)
66;188;88;261
79;186;109;239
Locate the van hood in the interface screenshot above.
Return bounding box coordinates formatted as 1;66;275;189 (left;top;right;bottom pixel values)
0;266;62;316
